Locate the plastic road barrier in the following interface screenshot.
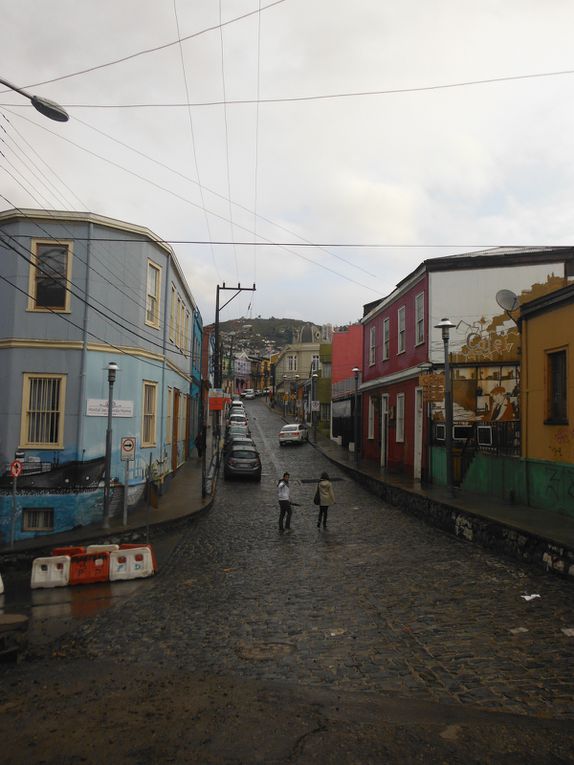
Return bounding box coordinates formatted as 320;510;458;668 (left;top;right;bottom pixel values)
110;547;155;581
51;546;86;557
86;544;119;553
69;552;110;586
0;572;3;595
31;556;71;589
119;543;158;573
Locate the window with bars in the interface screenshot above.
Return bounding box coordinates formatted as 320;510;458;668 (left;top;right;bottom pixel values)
28;241;71;312
22;508;54;532
142;381;158;446
145;261;161;327
398;306;406;354
546;349;567;423
415;292;425;345
169;284;176;342
20;374;66;448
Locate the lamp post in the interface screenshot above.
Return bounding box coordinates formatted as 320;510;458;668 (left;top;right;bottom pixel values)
352;367;360;464
312;373;319;442
103;362;119;529
294;374;300;418
0;77;69;122
283;375;287;419
435;318;456;496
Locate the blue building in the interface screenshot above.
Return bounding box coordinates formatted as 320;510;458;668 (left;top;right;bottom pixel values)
0;208;202;541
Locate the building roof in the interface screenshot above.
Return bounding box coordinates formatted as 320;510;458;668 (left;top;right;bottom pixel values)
520;282;574;320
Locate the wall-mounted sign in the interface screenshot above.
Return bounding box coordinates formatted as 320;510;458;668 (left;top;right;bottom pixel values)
87;399;134;417
121;436;136;461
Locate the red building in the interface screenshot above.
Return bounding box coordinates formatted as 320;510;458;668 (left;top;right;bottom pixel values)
331;324;363;448
361;267;429;478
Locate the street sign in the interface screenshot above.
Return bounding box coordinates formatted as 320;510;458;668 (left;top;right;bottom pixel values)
10;460;23;478
311;400;320;412
121;436;136;461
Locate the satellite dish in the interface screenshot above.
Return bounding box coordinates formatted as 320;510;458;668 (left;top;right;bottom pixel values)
496;289;519;312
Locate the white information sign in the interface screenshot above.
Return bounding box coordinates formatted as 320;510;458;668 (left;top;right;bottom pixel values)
121;436;136;461
86;399;134;417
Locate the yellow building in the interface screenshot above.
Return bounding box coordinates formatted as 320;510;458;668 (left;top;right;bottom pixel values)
521;284;574;464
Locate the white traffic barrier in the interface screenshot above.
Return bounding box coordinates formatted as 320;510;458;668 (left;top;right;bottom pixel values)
109;547;154;581
86;544;119;553
0;572;4;595
31;556;71;589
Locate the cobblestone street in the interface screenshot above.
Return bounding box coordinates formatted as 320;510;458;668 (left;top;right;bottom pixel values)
60;402;574;716
2;400;574;763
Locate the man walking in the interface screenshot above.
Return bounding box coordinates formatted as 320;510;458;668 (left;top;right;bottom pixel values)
277;472;293;532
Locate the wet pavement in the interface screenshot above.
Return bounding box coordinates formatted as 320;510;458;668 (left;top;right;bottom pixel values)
46;399;574;719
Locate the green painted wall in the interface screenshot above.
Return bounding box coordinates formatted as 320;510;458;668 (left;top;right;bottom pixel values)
460;452;574;518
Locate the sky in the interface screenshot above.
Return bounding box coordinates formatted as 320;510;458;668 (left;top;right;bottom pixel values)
2;0;574;328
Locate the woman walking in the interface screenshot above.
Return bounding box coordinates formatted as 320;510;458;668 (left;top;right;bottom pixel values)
316;471;335;529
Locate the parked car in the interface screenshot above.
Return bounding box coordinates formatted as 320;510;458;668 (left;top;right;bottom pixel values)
225;424;251;445
228;413;249;428
242;389;256;400
223;445;262;481
279;423;309;445
223;435;256;454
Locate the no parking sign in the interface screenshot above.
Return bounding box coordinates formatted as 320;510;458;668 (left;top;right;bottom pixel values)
121;436;136;461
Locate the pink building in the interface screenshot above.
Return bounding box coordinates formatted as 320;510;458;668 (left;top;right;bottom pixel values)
331;324;363;448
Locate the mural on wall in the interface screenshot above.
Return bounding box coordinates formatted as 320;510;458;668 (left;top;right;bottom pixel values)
0;453;105;494
432;365;520;423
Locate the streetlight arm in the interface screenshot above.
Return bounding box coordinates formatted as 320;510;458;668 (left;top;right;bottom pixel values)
0;77;69;122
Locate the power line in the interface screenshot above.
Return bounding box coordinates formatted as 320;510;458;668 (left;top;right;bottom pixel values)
6;0;288;92
2;107;382;294
15;68;574;110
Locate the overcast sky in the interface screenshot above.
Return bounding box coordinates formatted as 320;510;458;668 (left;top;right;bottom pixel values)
2;0;574;327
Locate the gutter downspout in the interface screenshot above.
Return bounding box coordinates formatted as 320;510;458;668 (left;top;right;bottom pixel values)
76;221;92;461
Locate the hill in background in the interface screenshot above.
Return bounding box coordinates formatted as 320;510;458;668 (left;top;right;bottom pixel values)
218;317;309;356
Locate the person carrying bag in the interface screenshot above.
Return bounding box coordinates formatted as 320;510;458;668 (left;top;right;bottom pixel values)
315;471;335;529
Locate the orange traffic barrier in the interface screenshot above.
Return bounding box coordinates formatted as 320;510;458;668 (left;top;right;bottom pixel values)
119;543;158;573
51;546;86;557
69;552;110;586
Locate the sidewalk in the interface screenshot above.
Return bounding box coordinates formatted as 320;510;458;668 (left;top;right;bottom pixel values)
0;453;214;560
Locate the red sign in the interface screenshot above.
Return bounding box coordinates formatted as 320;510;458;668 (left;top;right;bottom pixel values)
10;460;23;478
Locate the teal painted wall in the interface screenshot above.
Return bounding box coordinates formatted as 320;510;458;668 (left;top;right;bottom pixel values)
430;447;447;486
461;452;574;518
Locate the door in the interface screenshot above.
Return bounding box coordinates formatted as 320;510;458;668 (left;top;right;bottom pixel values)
380;395;389;469
172;389;180;472
414;387;423;480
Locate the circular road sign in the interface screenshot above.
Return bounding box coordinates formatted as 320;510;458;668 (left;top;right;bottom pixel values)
121;437;136;461
10;460;23;478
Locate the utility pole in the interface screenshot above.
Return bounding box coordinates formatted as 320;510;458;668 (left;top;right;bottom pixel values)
214;283;256;389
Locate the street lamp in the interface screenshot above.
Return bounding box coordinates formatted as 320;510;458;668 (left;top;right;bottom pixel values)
103;362;119;529
294;374;300;417
283;374;287;419
0;77;69;122
434;318;456;496
352;367;360;464
312;373;319;442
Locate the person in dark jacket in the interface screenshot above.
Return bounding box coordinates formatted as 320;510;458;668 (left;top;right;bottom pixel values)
316;471;335;529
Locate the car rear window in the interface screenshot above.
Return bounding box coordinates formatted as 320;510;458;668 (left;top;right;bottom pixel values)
232;449;258;458
282;425;299;431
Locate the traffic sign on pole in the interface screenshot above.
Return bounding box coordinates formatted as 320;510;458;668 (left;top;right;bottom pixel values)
10;460;23;478
121;437;136;461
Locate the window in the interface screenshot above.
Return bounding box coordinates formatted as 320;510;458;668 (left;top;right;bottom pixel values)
22;508;54;532
398;307;406;354
184;311;190;356
547;349;567;423
396;393;405;442
28;240;72;312
320;403;330;422
311;354;320;371
369;326;376;365
142;381;158;446
383;318;390;360
145;261;161;328
368;395;375;439
288;355;297;372
415;292;425;345
20;374;66;448
169;285;176;342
